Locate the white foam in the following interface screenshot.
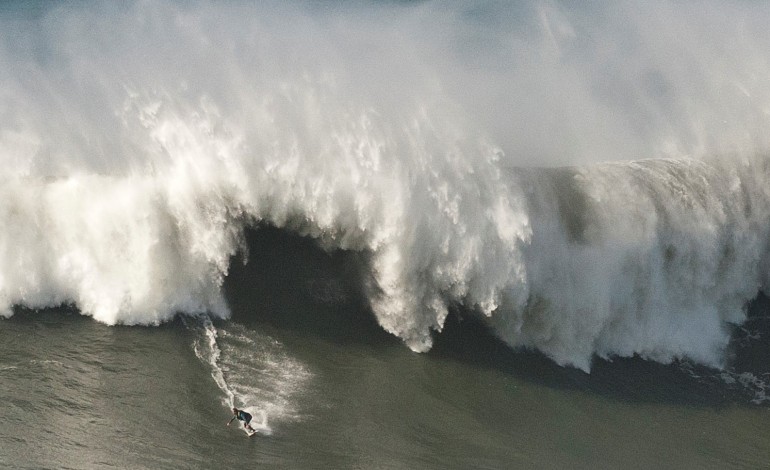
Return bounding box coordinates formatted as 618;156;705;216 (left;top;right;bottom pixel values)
192;317;235;408
3;2;770;371
191;317;311;429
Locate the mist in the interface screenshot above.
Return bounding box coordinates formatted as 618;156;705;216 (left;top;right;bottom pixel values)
3;1;770;170
3;1;770;370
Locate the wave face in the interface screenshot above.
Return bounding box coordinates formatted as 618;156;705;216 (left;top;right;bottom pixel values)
3;1;770;370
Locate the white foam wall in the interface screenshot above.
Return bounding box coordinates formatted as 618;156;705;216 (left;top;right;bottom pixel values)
2;1;770;370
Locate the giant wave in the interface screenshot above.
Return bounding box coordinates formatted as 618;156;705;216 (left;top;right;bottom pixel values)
3;1;770;371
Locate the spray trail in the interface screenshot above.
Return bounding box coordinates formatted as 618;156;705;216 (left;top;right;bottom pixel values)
192;317;235;409
190;316;312;432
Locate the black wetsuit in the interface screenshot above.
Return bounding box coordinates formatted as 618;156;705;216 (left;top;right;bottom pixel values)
236;410;252;424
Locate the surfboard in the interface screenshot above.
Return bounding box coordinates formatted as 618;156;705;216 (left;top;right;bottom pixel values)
248;430;258;437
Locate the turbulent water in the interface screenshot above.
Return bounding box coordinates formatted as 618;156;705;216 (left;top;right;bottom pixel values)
3;1;770;468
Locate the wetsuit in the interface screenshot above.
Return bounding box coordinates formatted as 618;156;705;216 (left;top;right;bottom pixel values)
236;410;252;424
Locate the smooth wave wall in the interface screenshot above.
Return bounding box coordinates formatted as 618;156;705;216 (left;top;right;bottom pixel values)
3;1;770;370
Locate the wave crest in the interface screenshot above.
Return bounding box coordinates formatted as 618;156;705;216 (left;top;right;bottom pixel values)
3;1;770;371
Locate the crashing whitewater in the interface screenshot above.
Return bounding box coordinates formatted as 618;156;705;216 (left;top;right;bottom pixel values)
3;1;770;371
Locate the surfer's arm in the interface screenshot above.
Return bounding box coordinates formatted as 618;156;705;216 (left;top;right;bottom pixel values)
226;416;236;426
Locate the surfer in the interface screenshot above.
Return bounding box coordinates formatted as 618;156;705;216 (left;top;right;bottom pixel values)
227;407;256;434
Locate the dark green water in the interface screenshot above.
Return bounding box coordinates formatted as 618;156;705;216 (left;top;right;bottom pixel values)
2;301;769;470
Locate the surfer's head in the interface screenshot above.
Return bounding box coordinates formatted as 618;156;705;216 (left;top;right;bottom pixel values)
232;407;238;414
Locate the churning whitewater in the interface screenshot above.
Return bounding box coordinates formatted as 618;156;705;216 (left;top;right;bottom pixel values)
3;1;770;372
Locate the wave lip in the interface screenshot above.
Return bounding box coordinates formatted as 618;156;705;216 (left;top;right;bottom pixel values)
489;159;768;371
3;1;770;372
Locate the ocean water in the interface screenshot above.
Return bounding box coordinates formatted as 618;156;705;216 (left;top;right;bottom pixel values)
3;1;770;468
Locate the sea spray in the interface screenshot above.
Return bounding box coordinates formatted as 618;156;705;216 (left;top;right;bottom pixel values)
192;317;235;408
190;316;310;429
488;159;769;370
3;1;770;371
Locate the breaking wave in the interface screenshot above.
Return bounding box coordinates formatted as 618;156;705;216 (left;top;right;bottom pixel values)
3;1;770;371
